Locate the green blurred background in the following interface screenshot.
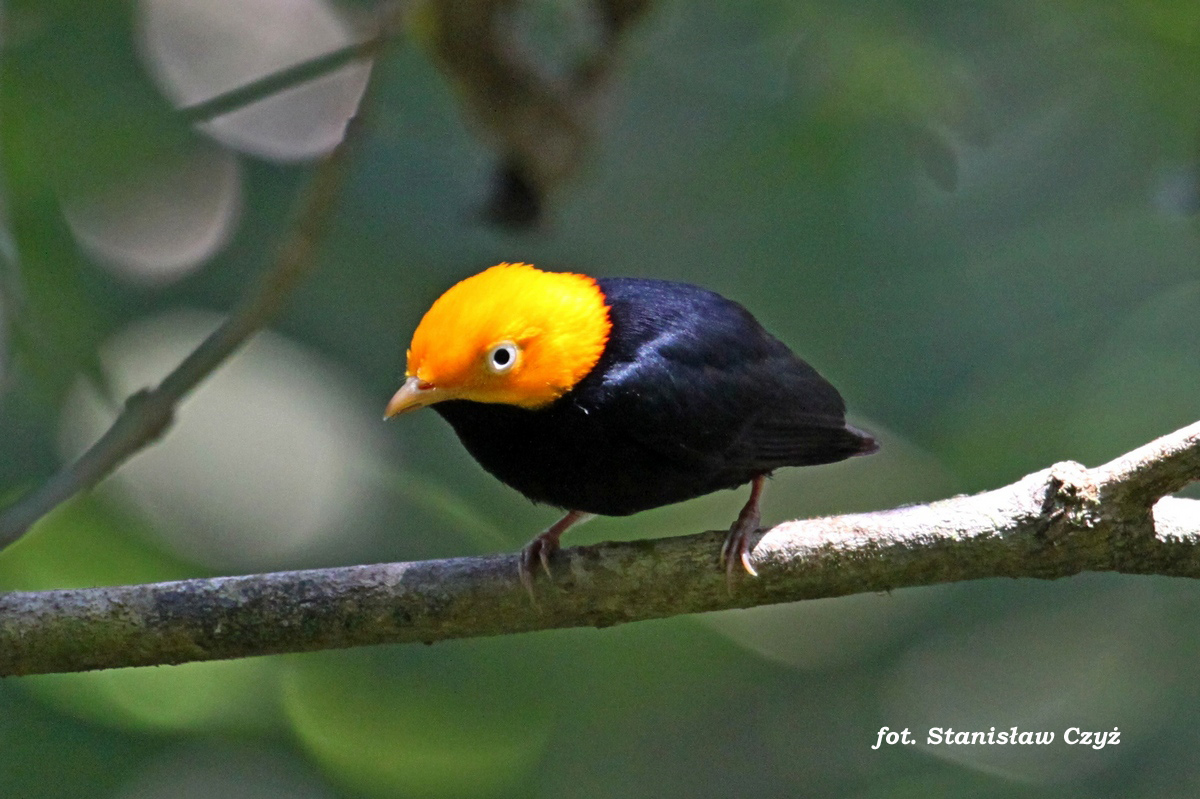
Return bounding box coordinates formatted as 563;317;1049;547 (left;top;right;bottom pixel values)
3;0;1200;796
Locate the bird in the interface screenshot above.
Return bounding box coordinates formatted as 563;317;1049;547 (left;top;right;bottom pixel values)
385;263;878;593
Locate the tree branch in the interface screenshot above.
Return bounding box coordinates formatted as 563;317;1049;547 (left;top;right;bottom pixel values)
0;8;407;550
179;38;382;125
1;420;1197;677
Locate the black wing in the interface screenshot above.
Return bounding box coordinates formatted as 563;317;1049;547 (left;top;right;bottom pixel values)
588;278;875;474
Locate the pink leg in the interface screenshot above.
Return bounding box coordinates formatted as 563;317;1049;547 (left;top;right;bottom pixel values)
519;510;591;598
720;475;766;587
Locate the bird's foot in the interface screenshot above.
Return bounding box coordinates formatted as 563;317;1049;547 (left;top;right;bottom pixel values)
720;476;766;591
720;515;760;585
518;510;592;601
519;532;560;599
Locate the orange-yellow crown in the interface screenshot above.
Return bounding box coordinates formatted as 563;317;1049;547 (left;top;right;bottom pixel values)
403;263;611;410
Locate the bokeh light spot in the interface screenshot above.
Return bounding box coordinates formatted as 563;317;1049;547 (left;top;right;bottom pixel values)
138;0;372;161
60;144;241;284
58;310;385;571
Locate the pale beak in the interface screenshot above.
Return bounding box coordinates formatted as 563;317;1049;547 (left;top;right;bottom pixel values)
384;376;440;419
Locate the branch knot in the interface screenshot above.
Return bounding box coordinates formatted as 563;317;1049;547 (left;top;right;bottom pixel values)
122;388;175;445
1040;461;1103;541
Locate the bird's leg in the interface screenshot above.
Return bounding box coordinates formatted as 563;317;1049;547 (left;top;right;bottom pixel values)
721;475;766;586
519;510;593;598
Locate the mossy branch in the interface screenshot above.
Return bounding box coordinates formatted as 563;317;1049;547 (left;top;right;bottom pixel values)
1;420;1197;677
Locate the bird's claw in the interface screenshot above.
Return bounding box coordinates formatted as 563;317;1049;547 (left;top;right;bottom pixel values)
721;481;764;592
518;533;560;602
720;527;759;592
516;510;590;602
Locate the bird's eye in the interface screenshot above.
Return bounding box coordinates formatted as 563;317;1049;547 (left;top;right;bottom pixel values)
486;341;519;374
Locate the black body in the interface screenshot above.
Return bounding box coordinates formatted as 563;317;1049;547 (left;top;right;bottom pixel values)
434;278;877;516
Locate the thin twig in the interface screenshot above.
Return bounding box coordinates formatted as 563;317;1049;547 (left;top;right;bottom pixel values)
0;7;408;549
180;39;381;125
1;420;1197;677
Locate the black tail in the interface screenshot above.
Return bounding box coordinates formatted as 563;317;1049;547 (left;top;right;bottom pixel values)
845;423;880;457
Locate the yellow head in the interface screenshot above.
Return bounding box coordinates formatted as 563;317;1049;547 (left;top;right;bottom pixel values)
386;263;611;416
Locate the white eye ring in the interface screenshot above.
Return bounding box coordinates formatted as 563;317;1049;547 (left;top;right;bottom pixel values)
486;341;519;374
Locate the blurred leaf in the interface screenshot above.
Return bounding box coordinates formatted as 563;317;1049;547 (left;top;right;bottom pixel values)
1060;0;1200;148
884;576;1178;783
19;658;282;734
1106;0;1200;49
1;203;110;401
851;771;1062;799
814;21;963;123
0;495;197;591
907;123;959;191
114;745;338;799
0;496;283;734
0;0;196;399
0;683;158;799
382;466;510;550
282;655;551;798
1067;280;1200;463
1;0;191;195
